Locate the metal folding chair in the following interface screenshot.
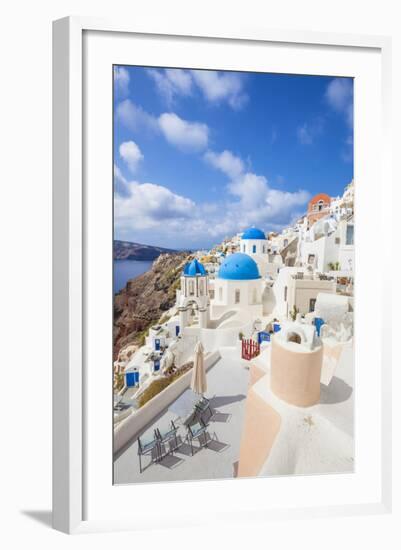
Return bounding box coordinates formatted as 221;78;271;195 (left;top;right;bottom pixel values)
137;434;160;473
194;397;213;424
186;418;209;455
155;420;180;458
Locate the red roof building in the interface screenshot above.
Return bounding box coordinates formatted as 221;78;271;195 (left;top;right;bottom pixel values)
307;193;332;225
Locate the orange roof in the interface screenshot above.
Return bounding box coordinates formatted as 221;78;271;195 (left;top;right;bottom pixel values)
308;193;331;211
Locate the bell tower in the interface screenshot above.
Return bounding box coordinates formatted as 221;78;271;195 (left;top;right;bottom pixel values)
177;259;210;330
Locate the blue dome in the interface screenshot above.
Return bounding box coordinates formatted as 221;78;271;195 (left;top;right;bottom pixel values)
218;253;261;281
241;227;266;240
183;258;206;277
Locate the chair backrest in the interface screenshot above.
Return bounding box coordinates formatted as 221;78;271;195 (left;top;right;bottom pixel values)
155;422;177;441
183;410;197;426
188;418;206;437
138;434;156;453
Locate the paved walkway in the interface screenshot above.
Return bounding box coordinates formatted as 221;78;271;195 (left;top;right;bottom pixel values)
113;347;250;485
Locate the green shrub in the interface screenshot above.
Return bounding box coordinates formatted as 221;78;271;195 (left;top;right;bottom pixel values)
137;362;193;408
289;305;299;321
159;313;171;325
114;372;125;392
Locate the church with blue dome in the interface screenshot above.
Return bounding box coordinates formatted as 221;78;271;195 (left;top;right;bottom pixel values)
241;227;266;240
211;252;264;318
218;253;261;281
240;226;268;256
239;226;283;279
176;258;210;330
183;258;207;277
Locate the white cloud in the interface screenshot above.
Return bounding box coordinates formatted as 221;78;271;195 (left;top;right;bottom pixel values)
119;141;144;173
114;165;310;246
296;118;324;145
325;78;353;127
114;163;129;197
227;172;310;226
204;150;244;179
146;68;248;110
297;124;313;145
116;99;159;134
191;70;248;109
158;113;209;152
203;149;310;235
341;134;354;163
114;67;130;97
114;180;195;231
116;100;209;153
147;68;193;105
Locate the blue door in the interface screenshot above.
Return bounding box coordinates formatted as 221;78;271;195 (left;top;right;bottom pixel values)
155;339;160;351
258;331;270;344
273;323;281;333
154;360;160;372
314;317;324;337
126;372;136;387
175;325;180;336
252;245;256;253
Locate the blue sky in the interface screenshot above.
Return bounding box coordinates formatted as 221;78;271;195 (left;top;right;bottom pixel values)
113;66;353;250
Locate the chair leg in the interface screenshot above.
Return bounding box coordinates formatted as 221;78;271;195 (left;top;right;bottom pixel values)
156;443;163;462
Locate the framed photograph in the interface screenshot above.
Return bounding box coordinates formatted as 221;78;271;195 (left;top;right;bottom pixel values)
53;17;392;534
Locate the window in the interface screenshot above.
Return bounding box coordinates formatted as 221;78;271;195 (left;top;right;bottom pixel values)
346;224;354;245
189;280;194;296
309;298;316;312
199;280;204;295
308;254;315;265
252;288;257;304
284;286;287;301
318;199;324;211
283;239;288;248
252;245;256;253
235;289;240;304
263;245;265;254
335;237;340;244
219;287;223;301
243;244;246;252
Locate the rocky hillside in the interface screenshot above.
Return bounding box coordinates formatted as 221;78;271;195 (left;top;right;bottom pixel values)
114;239;177;261
113;252;190;360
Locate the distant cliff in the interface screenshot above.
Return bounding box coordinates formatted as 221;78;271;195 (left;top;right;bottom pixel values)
113;252;190;360
114;239;178;261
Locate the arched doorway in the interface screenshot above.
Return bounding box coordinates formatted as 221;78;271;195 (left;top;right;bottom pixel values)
286;331;302;344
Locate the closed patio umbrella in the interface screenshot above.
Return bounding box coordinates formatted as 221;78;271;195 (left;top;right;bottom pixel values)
190;341;207;396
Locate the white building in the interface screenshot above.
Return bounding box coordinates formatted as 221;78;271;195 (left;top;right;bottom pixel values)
298;215;354;274
273;266;336;318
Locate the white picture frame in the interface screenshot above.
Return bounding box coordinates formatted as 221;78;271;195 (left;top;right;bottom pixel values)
52;16;392;534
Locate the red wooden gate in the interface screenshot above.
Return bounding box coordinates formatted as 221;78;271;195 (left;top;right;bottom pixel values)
241;338;260;360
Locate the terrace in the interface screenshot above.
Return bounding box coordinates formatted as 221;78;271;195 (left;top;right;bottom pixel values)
114;347;250;484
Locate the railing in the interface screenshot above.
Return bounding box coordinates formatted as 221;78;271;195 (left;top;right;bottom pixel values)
241;338;260;360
